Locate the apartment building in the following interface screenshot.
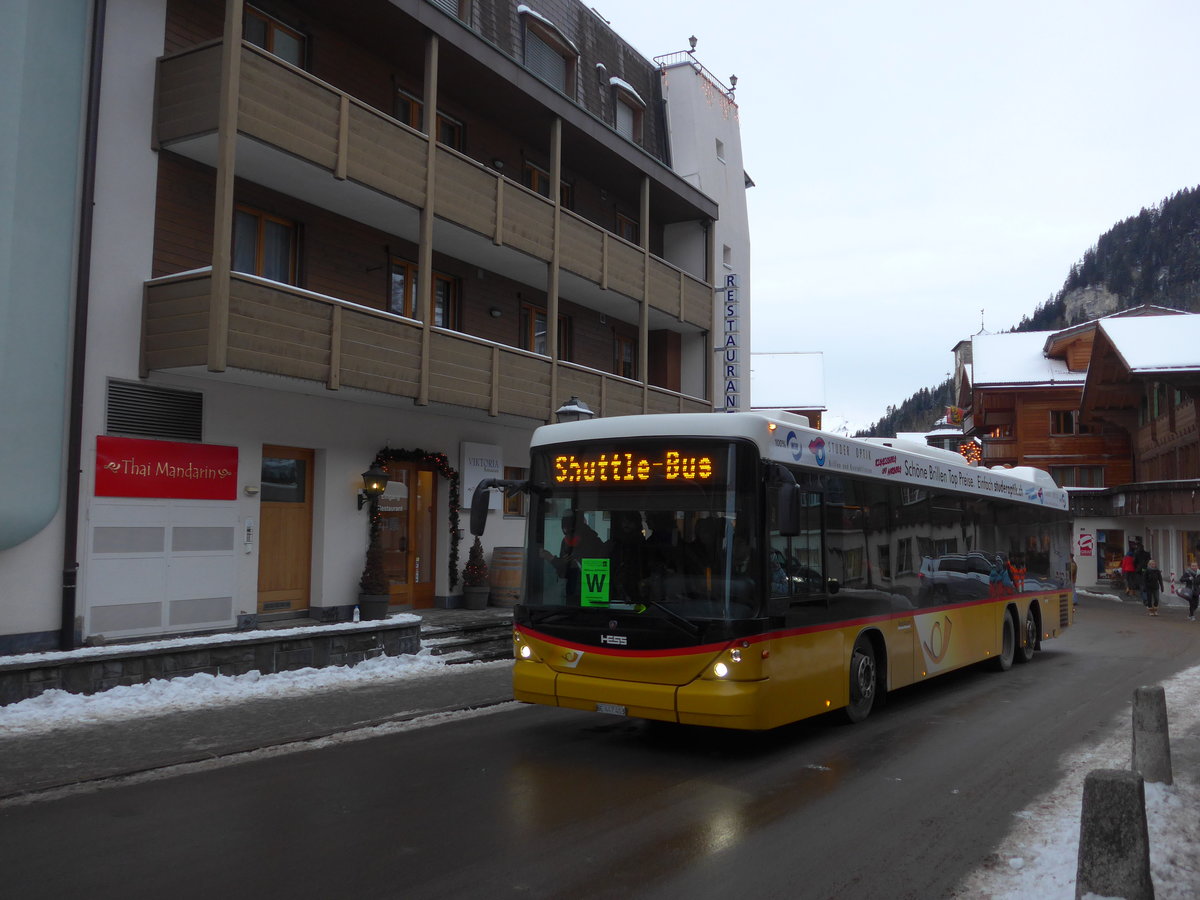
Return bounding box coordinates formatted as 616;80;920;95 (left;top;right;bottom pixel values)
0;0;751;652
954;306;1200;588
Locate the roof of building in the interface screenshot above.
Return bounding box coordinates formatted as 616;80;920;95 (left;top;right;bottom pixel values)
1097;315;1200;373
971;331;1087;387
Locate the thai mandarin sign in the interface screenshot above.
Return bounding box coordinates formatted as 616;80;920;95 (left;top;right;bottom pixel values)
96;435;238;500
721;274;741;411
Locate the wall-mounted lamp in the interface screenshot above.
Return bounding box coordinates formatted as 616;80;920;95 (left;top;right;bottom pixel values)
729;74;738;94
555;396;595;423
491;158;504;170
358;463;390;510
688;35;698;52
489;307;503;318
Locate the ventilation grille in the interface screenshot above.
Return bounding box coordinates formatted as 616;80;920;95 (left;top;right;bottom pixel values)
107;381;203;442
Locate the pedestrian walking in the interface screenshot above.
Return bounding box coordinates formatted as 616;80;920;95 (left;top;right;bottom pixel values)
1180;561;1200;621
1134;539;1151;606
1144;559;1164;616
1120;546;1137;596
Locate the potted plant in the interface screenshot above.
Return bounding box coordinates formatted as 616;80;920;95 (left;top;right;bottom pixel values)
462;537;490;609
357;507;391;620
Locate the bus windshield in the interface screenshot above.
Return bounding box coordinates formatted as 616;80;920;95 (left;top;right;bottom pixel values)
526;438;761;622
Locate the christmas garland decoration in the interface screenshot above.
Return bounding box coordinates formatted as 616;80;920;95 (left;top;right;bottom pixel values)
366;447;462;591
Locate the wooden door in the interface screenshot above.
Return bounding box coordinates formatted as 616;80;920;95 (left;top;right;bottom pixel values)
377;461;437;608
257;446;314;614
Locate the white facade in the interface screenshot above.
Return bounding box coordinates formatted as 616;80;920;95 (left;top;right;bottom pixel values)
0;0;751;652
658;57;752;411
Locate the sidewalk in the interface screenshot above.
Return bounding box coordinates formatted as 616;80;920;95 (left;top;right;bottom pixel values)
0;609;515;800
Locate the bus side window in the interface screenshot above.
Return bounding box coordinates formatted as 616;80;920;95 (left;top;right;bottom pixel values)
769;487;823;600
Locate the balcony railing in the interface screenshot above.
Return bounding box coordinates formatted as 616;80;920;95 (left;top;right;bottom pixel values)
141;271;711;419
154;41;712;330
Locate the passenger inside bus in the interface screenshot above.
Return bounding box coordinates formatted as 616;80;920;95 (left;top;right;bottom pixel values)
540;511;605;603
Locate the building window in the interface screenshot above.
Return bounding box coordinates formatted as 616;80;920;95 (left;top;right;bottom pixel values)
1050;410;1089;436
614;335;636;379
433;273;459;329
389;259;418;318
715;138;726;162
1049;465;1105;488
723;245;733;269
520;303;571;359
389;258;458;328
616;212;639;245
521;10;577;95
394;90;464;150
503;466;527;517
233;205;297;283
244;6;305;67
612;84;644;143
521;162;573;208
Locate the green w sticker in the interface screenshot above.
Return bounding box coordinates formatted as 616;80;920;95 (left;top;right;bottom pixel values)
580;558;611;607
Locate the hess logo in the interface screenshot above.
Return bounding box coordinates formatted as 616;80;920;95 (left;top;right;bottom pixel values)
600;634;628;646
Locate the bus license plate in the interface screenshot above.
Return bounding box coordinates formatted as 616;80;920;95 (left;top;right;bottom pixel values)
596;702;626;716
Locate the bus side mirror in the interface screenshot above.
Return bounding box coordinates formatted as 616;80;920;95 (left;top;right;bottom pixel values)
469;482;494;536
776;483;801;537
469;478;532;536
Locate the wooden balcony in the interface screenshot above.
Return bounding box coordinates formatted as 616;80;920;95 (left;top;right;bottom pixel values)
140;271;711;419
154;41;712;330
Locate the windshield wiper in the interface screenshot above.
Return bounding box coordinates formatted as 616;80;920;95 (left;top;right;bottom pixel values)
640;597;702;638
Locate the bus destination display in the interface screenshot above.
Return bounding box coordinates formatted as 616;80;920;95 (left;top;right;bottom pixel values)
553;449;716;485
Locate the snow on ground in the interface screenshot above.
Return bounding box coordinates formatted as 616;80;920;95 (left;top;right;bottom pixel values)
1;590;1198;897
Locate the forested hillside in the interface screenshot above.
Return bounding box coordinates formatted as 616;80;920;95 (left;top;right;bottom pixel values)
856;185;1200;437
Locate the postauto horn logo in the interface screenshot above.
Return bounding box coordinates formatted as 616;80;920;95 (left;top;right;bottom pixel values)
808;437;827;466
786;430;802;462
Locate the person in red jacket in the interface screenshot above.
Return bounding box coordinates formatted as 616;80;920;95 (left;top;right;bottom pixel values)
1120;547;1137;596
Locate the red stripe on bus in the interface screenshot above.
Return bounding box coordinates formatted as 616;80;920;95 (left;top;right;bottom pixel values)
516;592;1057;658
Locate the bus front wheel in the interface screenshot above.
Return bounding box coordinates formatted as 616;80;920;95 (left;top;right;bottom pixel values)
993;612;1016;671
844;636;877;723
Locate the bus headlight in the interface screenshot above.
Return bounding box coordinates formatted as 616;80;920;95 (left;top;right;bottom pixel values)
520;643;533;659
713;662;729;678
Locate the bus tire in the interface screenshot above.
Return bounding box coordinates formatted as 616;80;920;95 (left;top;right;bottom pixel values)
993;611;1016;671
1014;606;1037;664
844;635;877;723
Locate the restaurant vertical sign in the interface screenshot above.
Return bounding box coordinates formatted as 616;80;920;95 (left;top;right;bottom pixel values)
96;436;238;500
721;273;742;412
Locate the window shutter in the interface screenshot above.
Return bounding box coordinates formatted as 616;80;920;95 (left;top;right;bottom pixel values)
525;30;567;91
616;101;634;139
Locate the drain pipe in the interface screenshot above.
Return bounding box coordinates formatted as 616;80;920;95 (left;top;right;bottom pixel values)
60;0;107;650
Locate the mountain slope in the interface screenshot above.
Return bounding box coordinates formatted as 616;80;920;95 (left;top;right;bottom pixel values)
856;185;1200;437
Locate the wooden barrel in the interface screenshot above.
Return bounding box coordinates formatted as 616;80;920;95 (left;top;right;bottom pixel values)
489;547;524;607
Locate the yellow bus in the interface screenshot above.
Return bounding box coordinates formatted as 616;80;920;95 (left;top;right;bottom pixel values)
470;411;1073;730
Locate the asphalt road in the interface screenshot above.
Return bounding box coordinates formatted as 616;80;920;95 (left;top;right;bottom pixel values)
2;597;1197;899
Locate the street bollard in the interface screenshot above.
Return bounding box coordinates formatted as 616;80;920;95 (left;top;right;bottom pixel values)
1132;684;1173;785
1075;769;1154;900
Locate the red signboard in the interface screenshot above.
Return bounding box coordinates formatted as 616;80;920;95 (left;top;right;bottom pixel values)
96;436;238;500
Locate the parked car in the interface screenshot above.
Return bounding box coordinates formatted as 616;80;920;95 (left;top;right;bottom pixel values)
918;552;993;602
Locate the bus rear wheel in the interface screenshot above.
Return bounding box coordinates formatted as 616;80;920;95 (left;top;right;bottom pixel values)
1014;607;1037;664
844;636;877;723
993;612;1016;671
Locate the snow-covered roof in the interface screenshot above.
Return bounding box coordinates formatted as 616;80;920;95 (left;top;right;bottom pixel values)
1097;315;1200;373
608;76;645;107
971;331;1086;387
750;352;825;409
516;5;580;56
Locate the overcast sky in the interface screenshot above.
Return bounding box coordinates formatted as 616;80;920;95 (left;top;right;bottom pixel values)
592;0;1200;430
